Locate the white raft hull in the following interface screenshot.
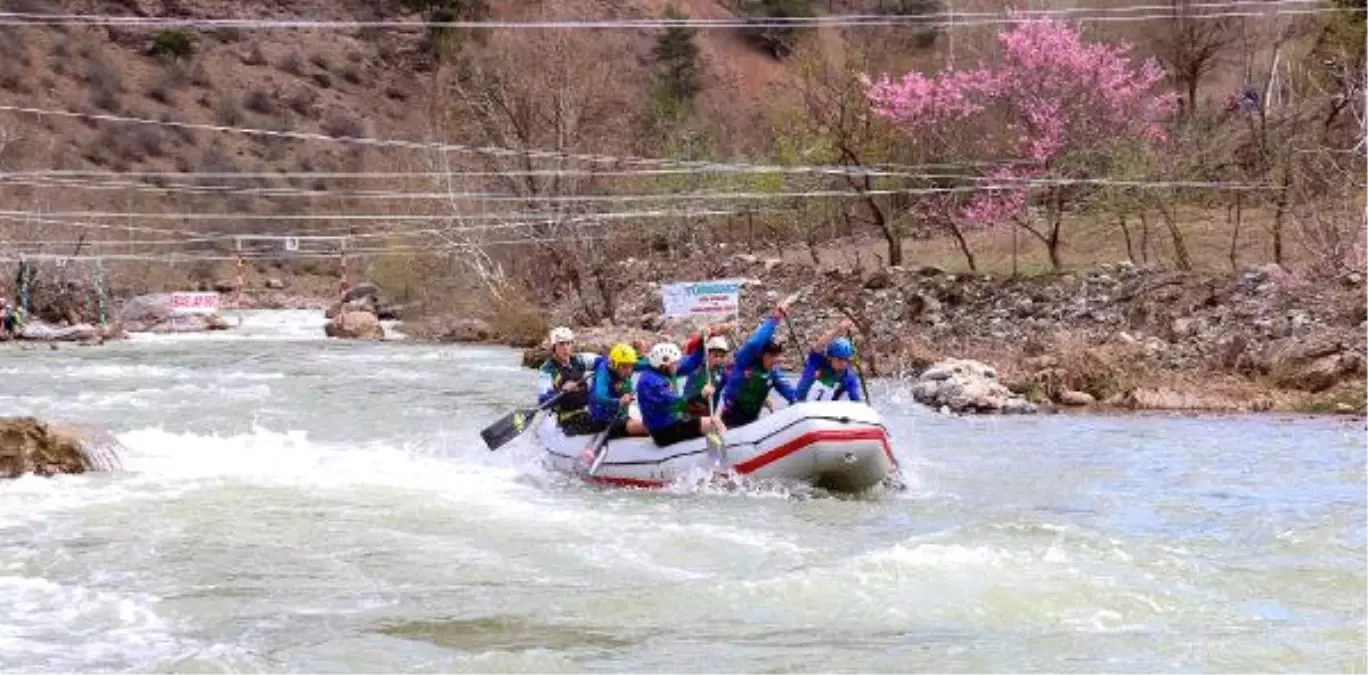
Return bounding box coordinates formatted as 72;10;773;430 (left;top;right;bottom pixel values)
532;401;898;493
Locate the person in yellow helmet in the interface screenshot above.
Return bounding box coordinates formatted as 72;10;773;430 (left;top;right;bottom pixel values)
582;342;649;438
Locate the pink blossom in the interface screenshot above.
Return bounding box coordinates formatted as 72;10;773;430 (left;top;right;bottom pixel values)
864;11;1176;228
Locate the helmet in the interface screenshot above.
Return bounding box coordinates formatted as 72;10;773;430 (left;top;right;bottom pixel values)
608;343;638;367
826;337;855;360
549;326;575;345
705;336;730;352
648;342;683;369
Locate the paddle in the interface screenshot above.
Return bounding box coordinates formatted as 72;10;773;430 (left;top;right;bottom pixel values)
702;348;726;468
584;422;616;477
849;337;873;403
480;375;592;451
585;404;629;477
835;310;873;404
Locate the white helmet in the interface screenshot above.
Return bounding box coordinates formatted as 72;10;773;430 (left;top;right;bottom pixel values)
648;342;683;369
549;326;574;345
705;336;731;352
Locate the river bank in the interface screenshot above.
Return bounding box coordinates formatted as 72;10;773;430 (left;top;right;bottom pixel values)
403;254;1367;416
8;254;1362;415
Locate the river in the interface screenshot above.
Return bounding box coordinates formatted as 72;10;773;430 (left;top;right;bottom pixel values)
1;310;1363;673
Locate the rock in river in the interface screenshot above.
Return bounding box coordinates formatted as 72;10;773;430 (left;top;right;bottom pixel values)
911;359;1039;414
118;293;232;333
0;416;125;479
325;310;385;340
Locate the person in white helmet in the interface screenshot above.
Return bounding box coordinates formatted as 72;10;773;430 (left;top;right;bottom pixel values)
636;341;726;447
536;326;607;435
677;323;734;417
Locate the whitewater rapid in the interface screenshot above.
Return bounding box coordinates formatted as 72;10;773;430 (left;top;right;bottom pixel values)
0;310;1363;673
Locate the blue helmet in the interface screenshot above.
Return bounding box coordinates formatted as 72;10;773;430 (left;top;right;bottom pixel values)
826;337;854;360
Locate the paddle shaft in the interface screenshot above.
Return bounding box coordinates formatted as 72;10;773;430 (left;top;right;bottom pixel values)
586;404;628;476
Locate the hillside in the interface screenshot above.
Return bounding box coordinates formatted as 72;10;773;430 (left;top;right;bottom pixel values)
0;0;1355;305
0;0;807;191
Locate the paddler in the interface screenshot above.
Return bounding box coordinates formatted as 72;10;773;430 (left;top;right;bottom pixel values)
677;322;733;417
584;343;650;439
636;342;727;447
716;298;798;429
536;326;605;434
796;318;864;402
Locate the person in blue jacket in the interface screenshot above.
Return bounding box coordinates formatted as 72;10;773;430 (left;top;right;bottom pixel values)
718;300;798;429
580;342;650;439
796;318;864;402
636;342;727;447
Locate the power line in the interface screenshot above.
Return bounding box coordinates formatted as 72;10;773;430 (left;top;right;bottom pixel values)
0;104;1032;180
0;0;1345;29
0;173;1281;202
0;231;640;263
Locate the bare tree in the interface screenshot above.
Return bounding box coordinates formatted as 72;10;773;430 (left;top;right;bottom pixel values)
424;25;647;323
1149;0;1236;113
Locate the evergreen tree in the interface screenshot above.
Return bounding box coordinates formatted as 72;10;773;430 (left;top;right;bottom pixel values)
651;6;702;110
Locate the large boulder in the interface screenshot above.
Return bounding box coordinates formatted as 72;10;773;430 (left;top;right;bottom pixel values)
1262;336;1365;393
17;320;105;342
0;417;125;479
911;358;1039;414
326;282;401;320
117;294;232;333
325;310;385;340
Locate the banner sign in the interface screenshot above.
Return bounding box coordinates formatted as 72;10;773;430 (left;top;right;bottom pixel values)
170;291;220;315
661;279;742;318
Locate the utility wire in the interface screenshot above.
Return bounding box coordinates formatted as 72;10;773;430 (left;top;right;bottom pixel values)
0;0;1346;29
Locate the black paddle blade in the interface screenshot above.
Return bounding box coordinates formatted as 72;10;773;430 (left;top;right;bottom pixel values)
481;408;537;451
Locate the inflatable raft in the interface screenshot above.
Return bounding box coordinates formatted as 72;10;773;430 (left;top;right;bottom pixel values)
532;401;898;493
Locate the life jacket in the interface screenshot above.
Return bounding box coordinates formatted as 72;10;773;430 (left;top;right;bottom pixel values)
636;367;687;432
545;355;590;419
727;366;773;419
682;363;725;402
810;365;850;400
589;367;635;423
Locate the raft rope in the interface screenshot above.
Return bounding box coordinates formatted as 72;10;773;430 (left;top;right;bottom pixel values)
16;254;32;320
337;237;350;300
234;237;245;326
91;257;107;328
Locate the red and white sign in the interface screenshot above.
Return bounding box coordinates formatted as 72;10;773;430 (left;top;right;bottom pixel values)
170;292;220;314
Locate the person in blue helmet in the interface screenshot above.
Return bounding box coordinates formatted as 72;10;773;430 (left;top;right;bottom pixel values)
717;299;798;429
636;342;727;447
796;318;864;402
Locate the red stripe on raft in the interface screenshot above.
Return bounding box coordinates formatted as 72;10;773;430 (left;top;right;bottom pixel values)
579;427;896;489
584;475;667;488
732;428;894;475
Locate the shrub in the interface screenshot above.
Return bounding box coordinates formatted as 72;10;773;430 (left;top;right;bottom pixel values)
322;110;364;138
286;87;318;117
86;59;123;112
241;43;267;66
213;94;241;125
149;30;194;59
245;88;276;114
736;0;814;59
279;51;304;75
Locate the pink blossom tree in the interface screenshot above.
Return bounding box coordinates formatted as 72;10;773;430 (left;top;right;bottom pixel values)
863;13;1178;271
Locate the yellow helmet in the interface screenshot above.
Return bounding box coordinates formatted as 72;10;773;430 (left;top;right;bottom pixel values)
608;343;638;367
